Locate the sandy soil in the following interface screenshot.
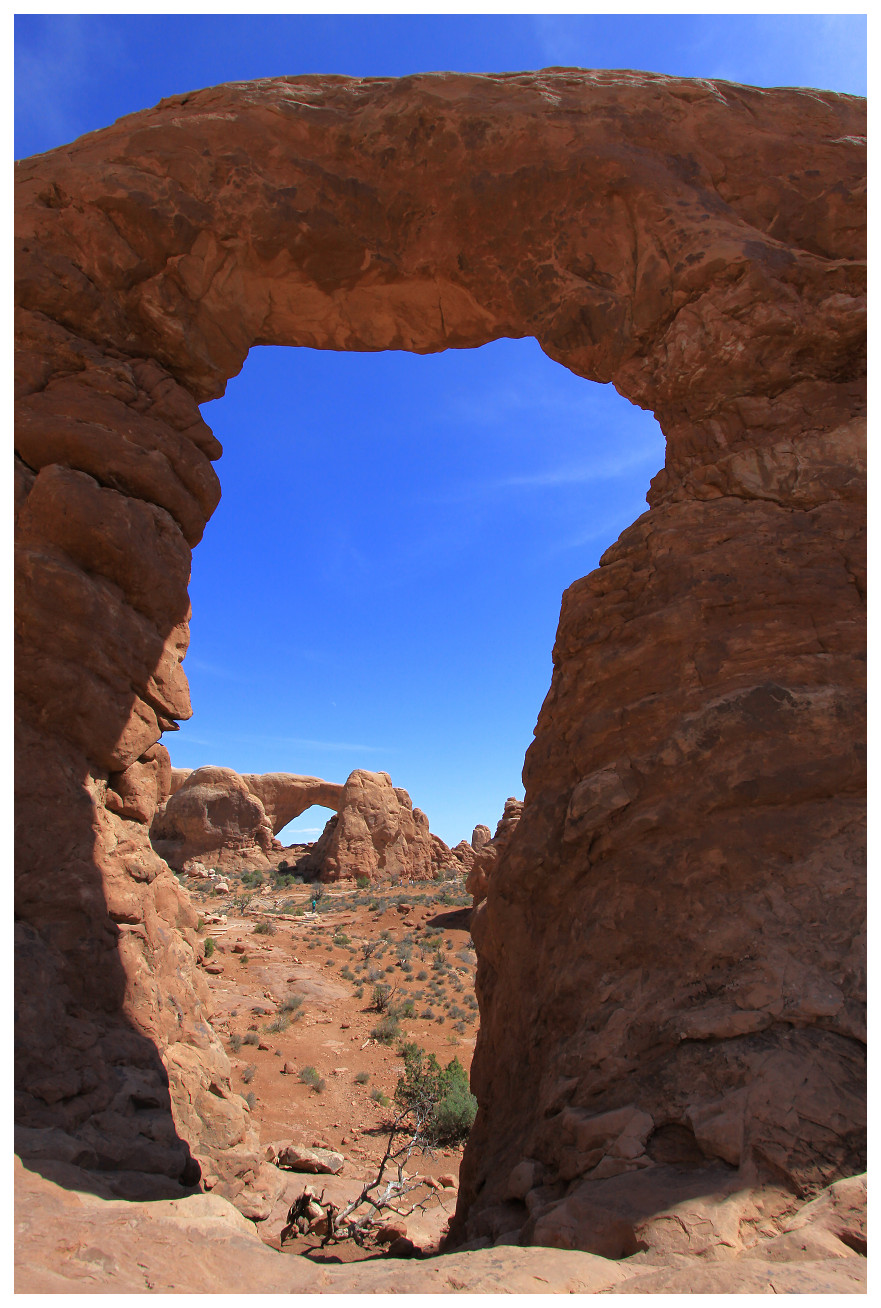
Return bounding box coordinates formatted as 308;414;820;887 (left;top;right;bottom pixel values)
185;854;478;1261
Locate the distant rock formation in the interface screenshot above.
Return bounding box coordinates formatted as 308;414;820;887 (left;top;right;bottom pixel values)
151;764;446;883
242;773;344;837
151;767;343;872
301;769;443;883
466;799;523;906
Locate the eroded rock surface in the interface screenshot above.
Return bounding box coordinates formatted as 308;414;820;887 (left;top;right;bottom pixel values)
466;797;523;906
303;769;441;882
15;67;864;1234
14;1157;866;1294
151;766;343;871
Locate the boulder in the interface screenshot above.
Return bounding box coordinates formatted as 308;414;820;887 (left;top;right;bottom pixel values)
274;1144;344;1175
151;766;275;872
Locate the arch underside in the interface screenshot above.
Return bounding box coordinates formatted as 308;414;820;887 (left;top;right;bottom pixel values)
14;70;865;1235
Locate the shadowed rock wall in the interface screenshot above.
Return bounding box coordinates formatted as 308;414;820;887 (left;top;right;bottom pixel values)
15;70;864;1214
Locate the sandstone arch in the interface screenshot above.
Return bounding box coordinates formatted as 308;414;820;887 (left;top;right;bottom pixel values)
149;765;344;871
15;70;864;1229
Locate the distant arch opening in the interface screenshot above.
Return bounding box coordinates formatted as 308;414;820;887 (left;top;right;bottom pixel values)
275;803;333;848
168;337;665;849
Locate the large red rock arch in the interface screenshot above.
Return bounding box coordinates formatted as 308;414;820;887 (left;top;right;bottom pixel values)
15;70;865;1230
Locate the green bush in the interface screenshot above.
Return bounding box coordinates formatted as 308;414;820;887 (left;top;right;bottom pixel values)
203;938;215;959
299;1065;321;1087
356;875;370;889
394;1047;477;1144
371;982;393;1012
266;1013;290;1034
354;1070;370;1085
253;919;277;935
370;1087;390;1107
280;993;303;1014
333;932;351;946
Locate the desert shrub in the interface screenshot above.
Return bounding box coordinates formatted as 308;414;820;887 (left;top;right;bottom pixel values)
243;1030;260;1045
417;970;428;982
196;916;205;931
241;1063;256;1085
266;1013;290;1034
435;1015;445;1025
371;983;393;1012
385;964;396;974
253;919;277;935
294;905;305;917
280;993;303;1014
354;986;364;998
340;967;355;981
370;1087;390;1107
396;998;415;1019
241;871;264;887
356;875;370;889
333;932;350;946
229;1033;243;1053
244;1091;256;1110
453;1020;466;1034
394;1047;477;1144
368;900;381;912
421;1008;435;1020
299;1065;321;1087
203;938;215;959
354;1070;370;1085
238;953;249;964
371;1013;401;1044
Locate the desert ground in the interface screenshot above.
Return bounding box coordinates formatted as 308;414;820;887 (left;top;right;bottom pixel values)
188;850;479;1260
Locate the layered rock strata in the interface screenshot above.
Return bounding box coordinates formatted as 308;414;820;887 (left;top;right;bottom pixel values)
15;67;864;1229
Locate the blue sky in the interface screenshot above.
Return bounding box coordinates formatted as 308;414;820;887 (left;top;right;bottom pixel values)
15;13;867;846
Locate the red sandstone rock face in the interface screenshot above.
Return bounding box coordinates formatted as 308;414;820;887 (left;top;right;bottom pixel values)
303;770;442;882
466;798;523;906
151;766;343;871
14;70;864;1222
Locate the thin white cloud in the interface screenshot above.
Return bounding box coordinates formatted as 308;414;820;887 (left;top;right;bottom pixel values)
238;734;392;754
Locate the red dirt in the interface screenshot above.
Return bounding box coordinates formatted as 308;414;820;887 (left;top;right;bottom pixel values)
187;855;477;1258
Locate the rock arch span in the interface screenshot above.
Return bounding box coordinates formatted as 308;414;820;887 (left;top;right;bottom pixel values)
15;70;864;1232
149;765;344;872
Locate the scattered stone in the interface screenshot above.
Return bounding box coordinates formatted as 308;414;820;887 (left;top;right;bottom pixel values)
376;1222;408;1244
385;1236;419;1259
274;1145;344;1175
